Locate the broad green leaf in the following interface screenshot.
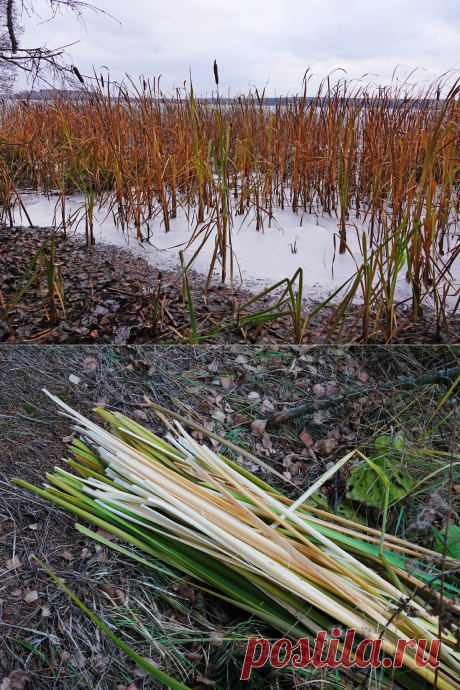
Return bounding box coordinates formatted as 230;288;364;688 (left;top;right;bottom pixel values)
305;489;367;526
374;434;404;450
305;489;329;510
346;448;413;510
335;501;367;525
433;525;460;560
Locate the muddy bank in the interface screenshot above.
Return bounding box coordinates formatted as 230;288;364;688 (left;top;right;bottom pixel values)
1;225;459;344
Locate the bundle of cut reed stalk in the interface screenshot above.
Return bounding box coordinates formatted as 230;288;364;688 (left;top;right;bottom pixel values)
13;389;460;690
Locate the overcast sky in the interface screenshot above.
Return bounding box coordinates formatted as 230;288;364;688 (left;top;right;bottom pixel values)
18;0;460;95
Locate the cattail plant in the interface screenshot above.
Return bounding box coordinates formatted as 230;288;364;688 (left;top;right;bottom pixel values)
0;73;460;338
13;391;460;690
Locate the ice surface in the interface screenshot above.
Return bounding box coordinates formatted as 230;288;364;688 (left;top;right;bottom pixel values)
17;192;460;308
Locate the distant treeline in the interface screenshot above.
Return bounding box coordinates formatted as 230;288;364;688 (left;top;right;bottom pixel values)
0;89;448;107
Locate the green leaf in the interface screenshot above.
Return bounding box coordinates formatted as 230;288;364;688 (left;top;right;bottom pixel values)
305;490;329;510
433;525;460;560
346;449;413;510
305;489;367;525
374;434;404;450
390;435;405;450
335;501;367;525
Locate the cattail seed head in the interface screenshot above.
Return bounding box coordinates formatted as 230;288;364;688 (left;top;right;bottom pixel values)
73;66;85;84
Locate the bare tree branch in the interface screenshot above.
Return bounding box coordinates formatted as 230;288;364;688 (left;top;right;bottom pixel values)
0;0;118;91
6;0;17;53
257;365;460;427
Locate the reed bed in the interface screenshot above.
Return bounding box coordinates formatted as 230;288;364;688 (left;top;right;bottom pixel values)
13;389;460;690
1;73;460;340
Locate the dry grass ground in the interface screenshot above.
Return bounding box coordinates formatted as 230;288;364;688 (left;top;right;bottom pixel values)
1;344;460;689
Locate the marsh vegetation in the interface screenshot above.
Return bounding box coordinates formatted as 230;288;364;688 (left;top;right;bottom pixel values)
1;73;460;342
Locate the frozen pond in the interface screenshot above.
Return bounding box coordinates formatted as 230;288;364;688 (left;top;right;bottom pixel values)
15;192;460;308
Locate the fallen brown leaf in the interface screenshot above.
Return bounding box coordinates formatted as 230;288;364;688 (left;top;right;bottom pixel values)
89;652;110;672
70;652;86;669
309;448;318;461
260;398;274;412
299;428;314;447
5;556;21;570
290;462;303;477
96;528;117;541
220;376;233;389
313;410;329;424
133;409;148;422
0;670;30;690
261;432;272;450
196;676;216;685
312;383;326;397
83;356;99;373
173;586;195;600
95;550;108;563
58;550;73;561
211;409;226;423
99;584;126;606
134;658;161;677
315;438;338;456
251;419;267;438
24;590;39;604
